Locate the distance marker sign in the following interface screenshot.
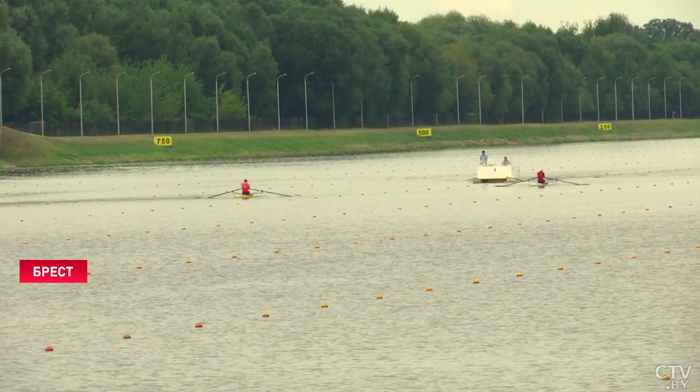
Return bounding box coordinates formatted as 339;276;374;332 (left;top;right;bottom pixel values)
416;128;432;137
598;123;612;131
154;136;173;146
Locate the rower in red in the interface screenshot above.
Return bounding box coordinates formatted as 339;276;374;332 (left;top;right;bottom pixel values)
241;179;251;195
537;168;546;184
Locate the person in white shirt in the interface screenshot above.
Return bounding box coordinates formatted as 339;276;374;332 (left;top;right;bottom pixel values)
480;150;488;166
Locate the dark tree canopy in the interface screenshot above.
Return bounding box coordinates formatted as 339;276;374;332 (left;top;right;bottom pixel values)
0;1;698;133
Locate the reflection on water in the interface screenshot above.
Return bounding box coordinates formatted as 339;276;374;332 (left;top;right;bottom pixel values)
1;139;699;391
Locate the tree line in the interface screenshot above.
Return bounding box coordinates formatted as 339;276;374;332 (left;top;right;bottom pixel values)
0;0;699;135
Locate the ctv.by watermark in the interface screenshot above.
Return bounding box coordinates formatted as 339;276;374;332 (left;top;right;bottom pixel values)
655;365;692;390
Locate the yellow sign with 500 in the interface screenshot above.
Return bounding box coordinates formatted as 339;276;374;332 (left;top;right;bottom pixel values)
416;128;432;137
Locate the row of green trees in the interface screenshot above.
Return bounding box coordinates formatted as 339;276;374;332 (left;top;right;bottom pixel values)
0;0;699;132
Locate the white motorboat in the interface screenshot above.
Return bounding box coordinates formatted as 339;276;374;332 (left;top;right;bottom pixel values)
473;163;520;183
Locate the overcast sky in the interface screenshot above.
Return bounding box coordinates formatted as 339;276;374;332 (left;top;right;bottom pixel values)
343;0;700;30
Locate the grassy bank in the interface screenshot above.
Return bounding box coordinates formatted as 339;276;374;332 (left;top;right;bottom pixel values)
1;120;700;169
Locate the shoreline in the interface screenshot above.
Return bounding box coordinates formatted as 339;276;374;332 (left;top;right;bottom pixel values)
2;120;700;170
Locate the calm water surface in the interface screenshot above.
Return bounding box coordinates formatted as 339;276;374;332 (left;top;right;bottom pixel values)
1;139;699;392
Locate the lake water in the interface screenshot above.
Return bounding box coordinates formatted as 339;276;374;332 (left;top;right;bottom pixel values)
1;139;699;392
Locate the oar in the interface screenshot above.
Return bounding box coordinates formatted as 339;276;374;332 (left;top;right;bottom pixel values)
252;188;299;197
207;188;240;199
496;177;532;187
551;178;589;186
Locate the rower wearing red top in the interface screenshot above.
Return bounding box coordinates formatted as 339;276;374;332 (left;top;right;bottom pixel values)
241;179;251;195
537;168;546;184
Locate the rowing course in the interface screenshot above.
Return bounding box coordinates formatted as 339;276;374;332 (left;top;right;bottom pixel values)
1;138;699;391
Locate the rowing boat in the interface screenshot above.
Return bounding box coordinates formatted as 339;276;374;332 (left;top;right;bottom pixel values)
529;181;549;187
234;194;262;199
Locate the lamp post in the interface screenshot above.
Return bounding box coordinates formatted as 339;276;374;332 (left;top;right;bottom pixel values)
679;77;686;119
478;75;486;124
410;74;419;126
304;72;314;130
246;72;256;132
663;76;671;119
520;75;530;124
40;70;51;136
0;68;10;128
183;72;194;133
360;99;364;128
149;71;160;134
215;72;225;132
613;76;622;121
331;80;336;129
79;71;90;136
579;77;586;122
455;75;465;125
276;73;286;130
116;72;125;135
647;77;655;120
631;76;639;120
596;77;605;121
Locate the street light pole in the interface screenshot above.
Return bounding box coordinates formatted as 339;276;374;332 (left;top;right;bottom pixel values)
596;77;605;121
39;70;51;136
360;99;364;128
149;71;160;134
520;75;530;124
679;77;686;119
304;72;314;130
116;72;125;135
183;72;194;134
579;77;586;122
276;73;286;130
0;68;10;128
410;74;419;126
215;72;225;132
663;76;671;119
647;77;655;120
246;72;256;132
79;71;90;136
456;75;465;125
332;80;336;129
613;76;622;121
478;75;486;124
631;76;639;120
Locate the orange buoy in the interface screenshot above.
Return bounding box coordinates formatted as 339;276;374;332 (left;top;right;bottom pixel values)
123;334;131;339
195;322;203;328
45;346;54;352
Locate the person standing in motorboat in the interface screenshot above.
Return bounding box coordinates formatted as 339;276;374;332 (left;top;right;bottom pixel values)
536;168;546;184
502;156;511;165
480;150;488;166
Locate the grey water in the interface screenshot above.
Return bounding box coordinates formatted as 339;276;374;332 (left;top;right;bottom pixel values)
1;138;699;391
